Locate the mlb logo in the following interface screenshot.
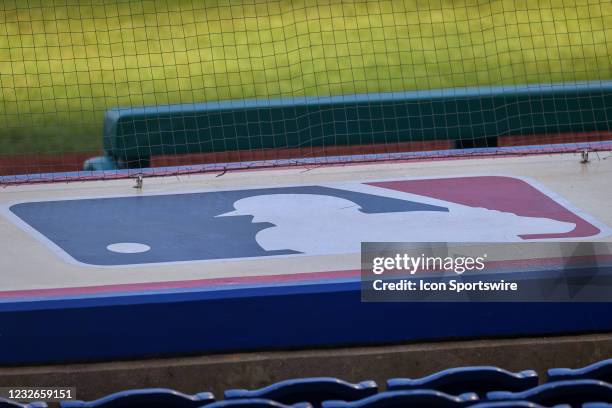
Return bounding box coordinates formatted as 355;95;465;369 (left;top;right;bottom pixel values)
7;176;608;266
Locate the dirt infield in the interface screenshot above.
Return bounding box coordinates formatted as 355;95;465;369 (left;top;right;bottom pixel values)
149;140;454;168
497;131;612;147
2;131;611;178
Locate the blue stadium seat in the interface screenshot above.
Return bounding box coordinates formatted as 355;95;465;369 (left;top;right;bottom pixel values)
387;366;538;395
321;390;478;408
583;403;612;408
486;379;612;406
59;388;215;408
204;399;312;408
0;399;47;408
468;401;570;408
224;378;377;406
548;360;612;384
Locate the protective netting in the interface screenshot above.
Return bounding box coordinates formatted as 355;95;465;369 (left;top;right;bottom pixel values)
1;0;611;183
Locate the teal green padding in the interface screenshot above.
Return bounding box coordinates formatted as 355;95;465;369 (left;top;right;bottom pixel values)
103;81;612;165
83;155;120;171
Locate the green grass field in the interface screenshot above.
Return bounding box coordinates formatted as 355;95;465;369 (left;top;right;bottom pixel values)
1;0;610;154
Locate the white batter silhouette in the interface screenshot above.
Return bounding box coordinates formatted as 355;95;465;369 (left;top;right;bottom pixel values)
218;194;575;254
